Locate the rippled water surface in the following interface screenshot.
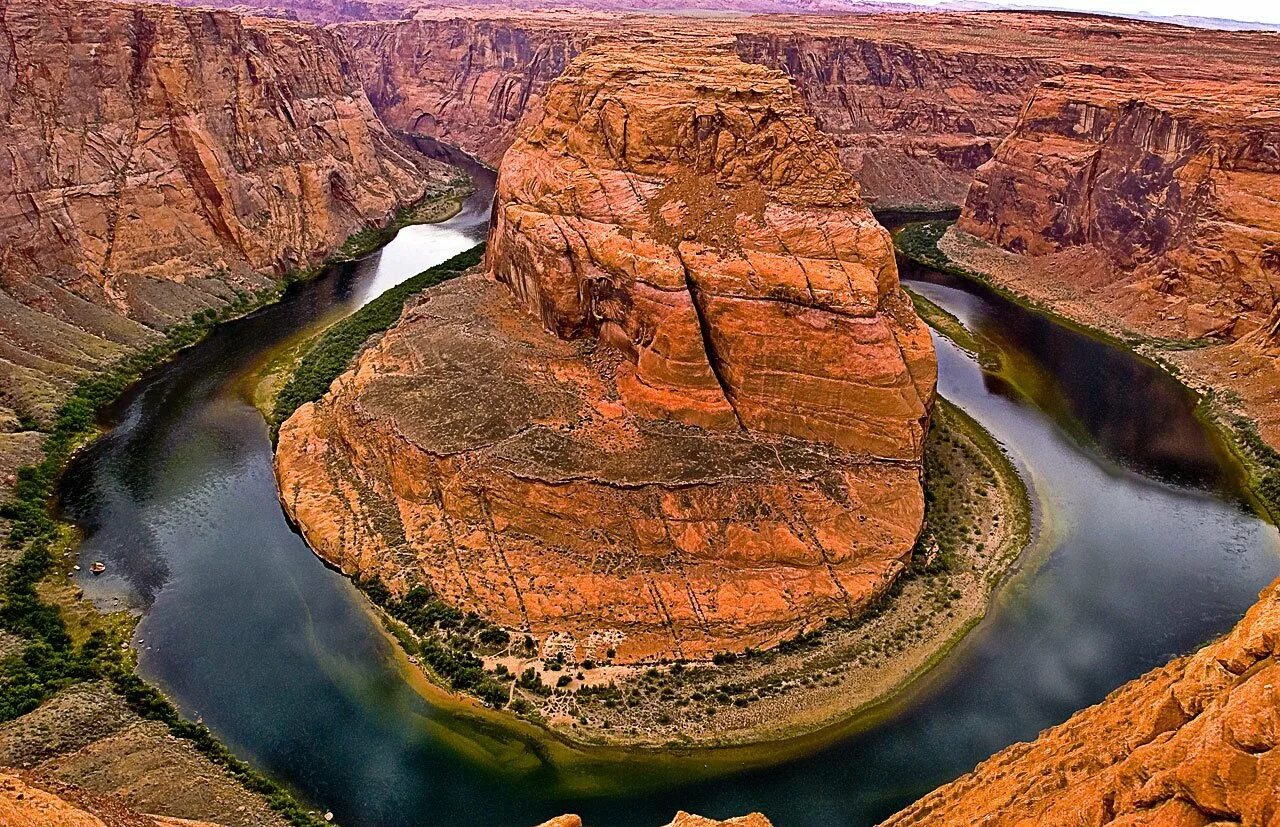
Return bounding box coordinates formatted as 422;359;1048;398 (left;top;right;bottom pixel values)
58;188;1278;826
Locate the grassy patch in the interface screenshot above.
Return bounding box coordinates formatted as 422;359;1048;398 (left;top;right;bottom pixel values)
270;244;485;431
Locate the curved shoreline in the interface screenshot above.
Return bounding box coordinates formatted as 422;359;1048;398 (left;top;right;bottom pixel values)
894;220;1280;525
0;186;471;827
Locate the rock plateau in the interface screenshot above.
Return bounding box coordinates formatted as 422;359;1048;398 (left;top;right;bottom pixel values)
275;40;936;664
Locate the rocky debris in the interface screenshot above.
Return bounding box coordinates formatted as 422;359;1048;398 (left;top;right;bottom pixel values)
957;74;1280;344
1;768;225;827
275;41;935;664
536;815;772;827
881;575;1280;826
0;683;288;827
0;0;452;421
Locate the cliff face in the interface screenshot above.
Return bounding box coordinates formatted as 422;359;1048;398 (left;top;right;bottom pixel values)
0;0;449;421
881;576;1280;827
332;11;1280;212
957;75;1280;342
731;33;1060;208
336;16;595;164
275;40;935;664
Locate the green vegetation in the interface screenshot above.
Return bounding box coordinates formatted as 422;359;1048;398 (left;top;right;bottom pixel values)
271;244;486;431
0;188;473;822
359;578;512;709
0;288;332;825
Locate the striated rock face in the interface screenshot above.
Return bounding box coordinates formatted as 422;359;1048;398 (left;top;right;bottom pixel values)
276;41;935;664
957;75;1280;342
334;10;1280;211
881;576;1280;827
731;33;1060;208
337;16;595;164
487;40;935;455
0;0;449;420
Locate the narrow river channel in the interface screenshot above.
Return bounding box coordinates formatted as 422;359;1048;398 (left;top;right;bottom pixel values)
58;161;1279;827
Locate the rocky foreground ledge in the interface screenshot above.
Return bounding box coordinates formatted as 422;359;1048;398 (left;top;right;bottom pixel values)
276;38;935;668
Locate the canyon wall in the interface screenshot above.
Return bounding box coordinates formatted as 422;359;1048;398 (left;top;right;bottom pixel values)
336;16;596;163
881;576;1280;826
276;39;935;664
332;11;1280;211
730;33;1060;208
956;74;1280;343
0;0;451;422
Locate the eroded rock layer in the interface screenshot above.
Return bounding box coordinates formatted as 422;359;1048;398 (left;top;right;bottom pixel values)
488;40;935;456
334;10;1280;209
958;74;1280;343
276;42;934;663
881;576;1280;827
0;0;450;421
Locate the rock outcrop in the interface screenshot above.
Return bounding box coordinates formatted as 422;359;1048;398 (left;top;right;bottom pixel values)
956;74;1280;343
881;576;1280;827
275;41;935;664
0;0;451;422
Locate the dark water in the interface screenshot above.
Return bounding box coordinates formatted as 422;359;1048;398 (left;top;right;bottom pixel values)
58;184;1277;827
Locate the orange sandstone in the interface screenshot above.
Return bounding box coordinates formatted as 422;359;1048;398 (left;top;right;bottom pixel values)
275;40;935;664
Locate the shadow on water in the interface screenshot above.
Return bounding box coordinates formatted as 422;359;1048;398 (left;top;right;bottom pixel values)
54;176;1277;826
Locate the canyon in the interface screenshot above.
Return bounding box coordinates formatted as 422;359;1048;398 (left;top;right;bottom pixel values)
0;0;1278;825
331;8;1280;209
0;0;455;426
275;38;936;665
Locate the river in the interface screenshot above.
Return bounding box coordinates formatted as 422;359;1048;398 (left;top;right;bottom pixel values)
58;166;1278;826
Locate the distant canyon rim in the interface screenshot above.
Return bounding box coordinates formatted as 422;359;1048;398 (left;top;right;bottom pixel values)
0;0;1277;825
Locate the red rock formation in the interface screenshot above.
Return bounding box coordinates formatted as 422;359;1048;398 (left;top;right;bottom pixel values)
333;10;1280;210
275;40;935;664
488;39;934;455
0;0;451;420
881;576;1280;827
957;74;1280;342
337;15;596;163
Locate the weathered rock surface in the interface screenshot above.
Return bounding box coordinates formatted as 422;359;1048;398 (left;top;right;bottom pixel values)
881;576;1280;827
487;40;935;455
0;768;225;827
334;10;1280;210
0;0;451;422
276;41;934;663
957;74;1280;343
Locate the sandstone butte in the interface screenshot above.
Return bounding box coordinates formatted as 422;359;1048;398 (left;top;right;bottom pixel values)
0;0;451;428
332;8;1280;208
275;39;937;664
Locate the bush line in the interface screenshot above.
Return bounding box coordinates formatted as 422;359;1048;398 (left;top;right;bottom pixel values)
270;243;486;430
